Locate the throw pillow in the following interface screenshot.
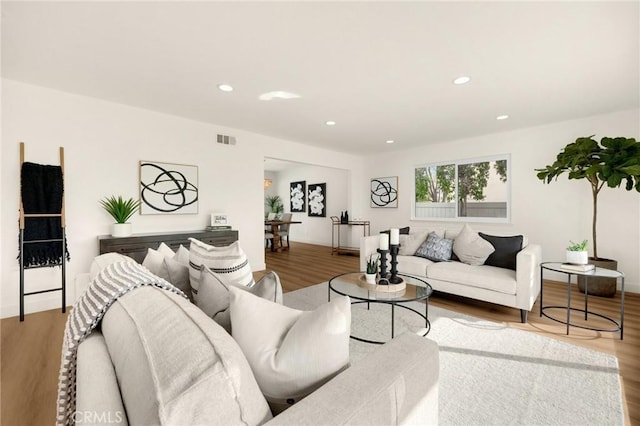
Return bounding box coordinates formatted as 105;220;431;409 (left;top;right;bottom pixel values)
398;231;430;256
197;268;283;333
479;233;524;270
142;246;194;301
380;226;410;236
174;244;190;266
156;242;175;258
188;239;254;303
142;247;165;273
415;232;453;262
230;286;351;412
157;257;193;302
453;224;495;266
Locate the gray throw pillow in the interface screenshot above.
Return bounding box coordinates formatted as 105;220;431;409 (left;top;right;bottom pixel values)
415;232;453;262
197;268;283;333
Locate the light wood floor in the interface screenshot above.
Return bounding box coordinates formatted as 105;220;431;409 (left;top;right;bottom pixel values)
1;241;637;425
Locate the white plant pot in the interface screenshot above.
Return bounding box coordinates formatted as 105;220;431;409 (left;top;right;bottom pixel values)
566;250;588;265
112;223;132;238
365;273;377;284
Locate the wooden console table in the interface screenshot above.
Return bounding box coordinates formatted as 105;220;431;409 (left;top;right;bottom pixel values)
330;217;370;256
98;229;238;263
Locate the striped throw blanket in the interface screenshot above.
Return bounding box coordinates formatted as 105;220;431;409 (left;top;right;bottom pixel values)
56;261;186;426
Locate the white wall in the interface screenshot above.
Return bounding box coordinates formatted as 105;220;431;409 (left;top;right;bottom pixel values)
362;109;640;292
271;164;350;246
1;79;364;318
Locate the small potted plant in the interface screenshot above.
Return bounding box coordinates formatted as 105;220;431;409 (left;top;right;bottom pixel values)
566;240;588;265
365;254;379;284
100;195;141;237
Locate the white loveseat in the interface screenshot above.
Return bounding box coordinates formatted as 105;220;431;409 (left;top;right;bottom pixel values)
360;227;542;322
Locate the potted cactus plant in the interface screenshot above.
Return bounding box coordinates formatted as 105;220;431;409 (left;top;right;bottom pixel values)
365;254;379;284
100;195;141;237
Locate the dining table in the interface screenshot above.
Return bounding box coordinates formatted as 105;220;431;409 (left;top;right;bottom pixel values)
265;219;302;252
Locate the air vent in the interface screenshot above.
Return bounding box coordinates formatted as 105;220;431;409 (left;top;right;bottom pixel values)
217;134;237;145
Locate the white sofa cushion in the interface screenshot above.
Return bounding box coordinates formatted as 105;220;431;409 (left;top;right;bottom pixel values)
397;255;433;277
452;224;495;266
427;261;517;295
230;286;351;411
101;286;272;426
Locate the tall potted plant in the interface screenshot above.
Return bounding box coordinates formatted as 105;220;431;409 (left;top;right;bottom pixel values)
100;195;141;237
536;135;640;296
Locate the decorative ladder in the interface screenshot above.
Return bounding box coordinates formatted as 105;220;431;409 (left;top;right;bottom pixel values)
18;142;67;321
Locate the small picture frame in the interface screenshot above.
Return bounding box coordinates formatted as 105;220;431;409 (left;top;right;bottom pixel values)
210;213;228;226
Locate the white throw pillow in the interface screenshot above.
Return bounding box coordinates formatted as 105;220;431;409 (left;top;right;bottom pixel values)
143;245;193;301
453;224;495;266
156;242;175;258
174;244;190;266
89;253;135;279
230;286;351;411
198;268;283;333
142;247;165;273
399;231;430;256
188;239;254;303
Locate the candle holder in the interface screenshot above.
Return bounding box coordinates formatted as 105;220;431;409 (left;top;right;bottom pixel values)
389;244;403;284
376;248;389;285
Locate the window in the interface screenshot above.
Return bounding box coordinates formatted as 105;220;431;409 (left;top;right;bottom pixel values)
413;155;510;222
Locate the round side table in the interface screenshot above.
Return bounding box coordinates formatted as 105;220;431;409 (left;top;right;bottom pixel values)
539;262;624;340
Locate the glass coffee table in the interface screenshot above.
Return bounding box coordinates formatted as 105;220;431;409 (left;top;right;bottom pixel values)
328;272;432;344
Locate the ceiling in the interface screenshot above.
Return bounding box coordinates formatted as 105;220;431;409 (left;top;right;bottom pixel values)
2;1;638;155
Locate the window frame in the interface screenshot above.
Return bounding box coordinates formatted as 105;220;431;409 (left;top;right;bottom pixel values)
411;154;511;223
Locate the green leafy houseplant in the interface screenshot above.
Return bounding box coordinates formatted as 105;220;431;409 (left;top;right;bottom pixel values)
536;135;640;260
265;195;284;215
100;196;141;223
566;240;588;252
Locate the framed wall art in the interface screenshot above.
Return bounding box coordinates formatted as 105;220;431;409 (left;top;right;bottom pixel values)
371;176;398;208
139;161;198;214
290;180;306;212
307;183;326;217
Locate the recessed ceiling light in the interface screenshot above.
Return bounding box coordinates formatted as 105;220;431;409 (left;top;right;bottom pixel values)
386;140;395;144
496;114;510;120
217;84;233;92
325;121;336;126
453;76;471;85
259;91;301;101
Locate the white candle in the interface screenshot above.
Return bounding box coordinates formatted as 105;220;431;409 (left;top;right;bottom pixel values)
379;233;389;251
390;228;400;245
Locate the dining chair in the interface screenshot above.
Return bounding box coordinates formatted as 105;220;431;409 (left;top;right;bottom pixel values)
278;213;293;248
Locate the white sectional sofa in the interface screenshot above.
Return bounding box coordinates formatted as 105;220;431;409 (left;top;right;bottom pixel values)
360;226;542;322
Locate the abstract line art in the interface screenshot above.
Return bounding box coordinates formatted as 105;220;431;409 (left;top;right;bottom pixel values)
139;161;198;214
370;176;398;208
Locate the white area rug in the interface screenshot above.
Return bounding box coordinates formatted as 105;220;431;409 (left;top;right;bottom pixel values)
284;283;623;426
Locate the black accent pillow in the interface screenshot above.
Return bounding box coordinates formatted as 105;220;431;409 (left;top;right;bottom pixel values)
478;233;523;270
380;226;410;235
